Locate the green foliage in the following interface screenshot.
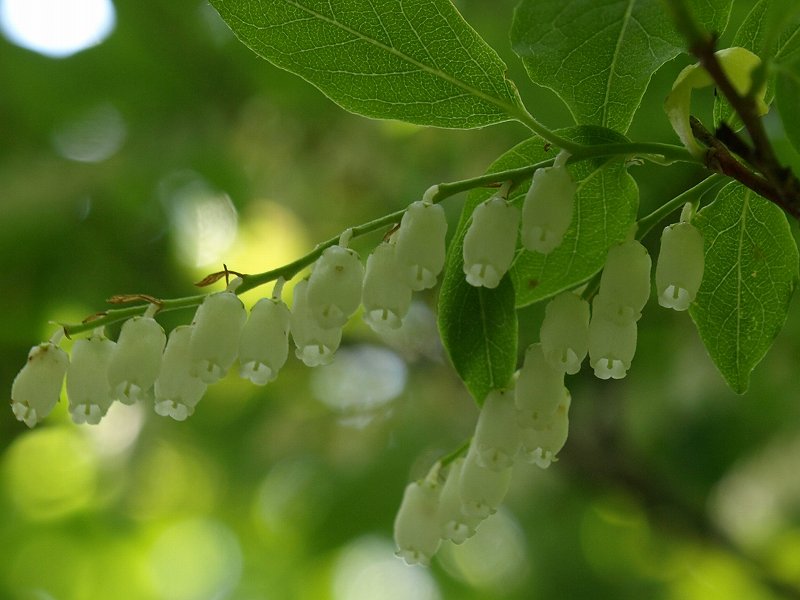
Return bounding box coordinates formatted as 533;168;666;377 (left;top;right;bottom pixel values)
776;59;800;153
209;0;526;128
510;0;732;134
689;182;799;393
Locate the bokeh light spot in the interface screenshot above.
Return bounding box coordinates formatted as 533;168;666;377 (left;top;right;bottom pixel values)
52;103;126;163
149;518;242;600
0;0;115;58
2;427;98;521
332;536;440;600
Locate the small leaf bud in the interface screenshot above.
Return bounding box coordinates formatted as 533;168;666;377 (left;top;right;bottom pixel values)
290;279;342;367
239;297;291;385
473;389;521;471
107;316;166;404
462;195;520;289
154;325;208;421
189;291;247;384
305;245;364;329
394;479;442;566
394;201;448;291
361;242;413;333
656;221;705;311
539;291;590;374
66;333;116;425
11;342;69;428
521;161;577;254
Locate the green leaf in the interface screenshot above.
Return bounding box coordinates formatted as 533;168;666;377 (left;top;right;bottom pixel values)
437;269;517;405
689;182;799;394
511;0;732;134
713;0;800;127
776;59;800;153
210;0;524;129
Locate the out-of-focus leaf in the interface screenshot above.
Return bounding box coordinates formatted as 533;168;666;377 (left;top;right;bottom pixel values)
689;182;799;393
210;0;525;129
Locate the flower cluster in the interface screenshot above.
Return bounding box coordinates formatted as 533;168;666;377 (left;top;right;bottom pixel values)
10;200;448;428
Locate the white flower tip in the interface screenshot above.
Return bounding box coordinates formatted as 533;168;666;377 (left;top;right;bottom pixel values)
154;400;192;421
364;309;403;333
239;361;276;386
464;263;501;288
296;344;335;367
192;360;226;384
395;548;432;567
526;448;556;469
11;402;38;428
549;347;581;375
659;285;691;311
69;404;103;425
592;358;628;380
442;521;475;545
115;381;149;405
476;446;515;472
523;225;560;254
407;265;437;291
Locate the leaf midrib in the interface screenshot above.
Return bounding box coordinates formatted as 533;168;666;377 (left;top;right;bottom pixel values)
234;0;523;119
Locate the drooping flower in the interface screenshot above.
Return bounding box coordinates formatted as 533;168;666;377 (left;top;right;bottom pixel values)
539;291;590;374
473;388;521;471
11;341;69;428
656;221;705;311
436;457;483;544
588;296;638;380
154;325;208;421
521;153;577;254
462;195;520;289
515;343;569;428
189;291;247;384
394;479;442;566
107;315;166;404
519;393;570;469
394;200;448;291
597;239;652;323
239;297;291;385
305;245;364;329
66;332;116;425
458;444;512;519
290;278;342;367
361;241;413;333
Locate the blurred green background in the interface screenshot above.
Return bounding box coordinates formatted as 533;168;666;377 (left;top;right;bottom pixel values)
2;0;800;598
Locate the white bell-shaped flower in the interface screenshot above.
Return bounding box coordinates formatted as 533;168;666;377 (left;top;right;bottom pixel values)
11;342;69;428
154;325;208;421
520;393;570;469
394;200;448;291
588;297;638;380
515;343;568;428
656;222;705;311
521;159;577;254
239;297;291;385
462;195;520;289
598;240;652;322
540;291;590;374
305;245;364;329
66;333;116;425
394;479;442;566
474;388;521;471
107;316;166;404
189;291;247;384
361;242;413;333
436;458;483;544
458;444;512;519
290;279;342;367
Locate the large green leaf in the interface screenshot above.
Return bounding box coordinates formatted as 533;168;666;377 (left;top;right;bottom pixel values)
511;0;732;134
689;182;799;394
776;59;800;153
210;0;525;129
437;269;517;406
